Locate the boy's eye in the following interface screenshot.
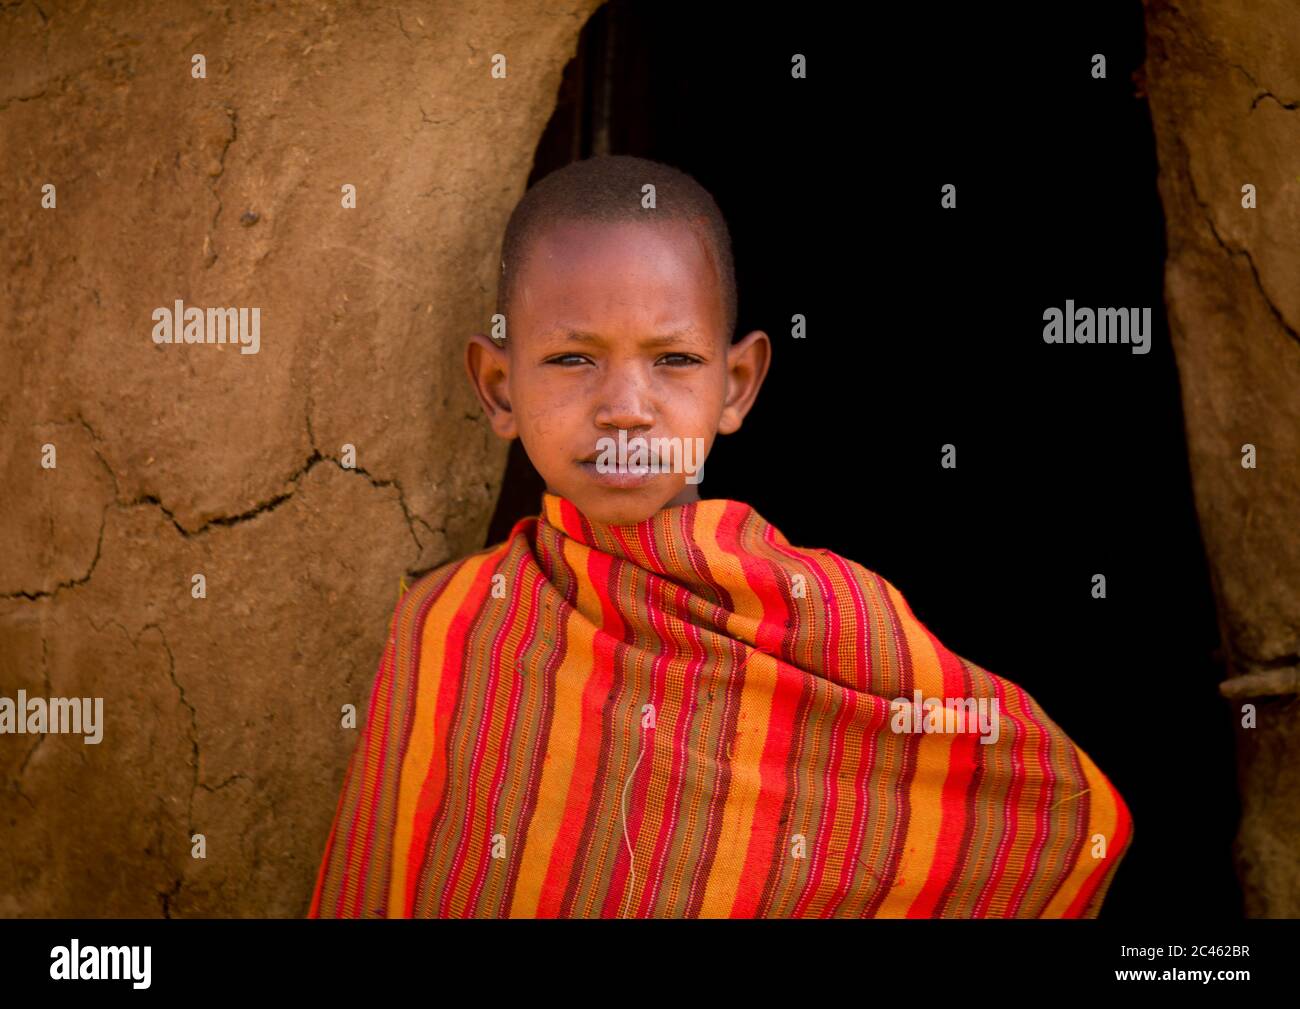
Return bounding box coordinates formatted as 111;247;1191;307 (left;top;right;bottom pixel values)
544;353;702;367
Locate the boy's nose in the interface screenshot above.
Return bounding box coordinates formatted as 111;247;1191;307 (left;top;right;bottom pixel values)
595;402;655;430
593;375;655;430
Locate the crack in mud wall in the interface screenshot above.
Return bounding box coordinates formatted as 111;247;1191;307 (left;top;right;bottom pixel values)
0;0;603;916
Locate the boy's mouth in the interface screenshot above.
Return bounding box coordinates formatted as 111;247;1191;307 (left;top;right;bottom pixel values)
576;458;656;489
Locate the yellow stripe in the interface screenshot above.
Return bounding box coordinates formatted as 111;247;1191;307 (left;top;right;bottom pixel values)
510;542;598;916
696;501;768;647
980;675;1045;918
385;555;491;918
697;649;779;917
874;581;948;916
1041;745;1118;917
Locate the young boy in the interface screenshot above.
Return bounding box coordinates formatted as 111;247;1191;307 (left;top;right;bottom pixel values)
308;155;1132;918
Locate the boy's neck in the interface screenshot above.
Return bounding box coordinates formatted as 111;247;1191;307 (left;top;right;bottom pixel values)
665;482;701;507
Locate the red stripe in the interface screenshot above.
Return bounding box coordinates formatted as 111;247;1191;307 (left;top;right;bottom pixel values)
1003;681;1057;917
815;556;880;916
717;501;790;653
855;570;918;917
971;673;1023;917
631;584;707;917
338;638;397;916
534;546;623;916
788;547;848;916
403;558;497;914
905;625;979;917
1063;774;1133;917
728;659;804;917
792;688;856;917
599;575;672;916
397;576;474;915
462;572;544;914
437;559;526;915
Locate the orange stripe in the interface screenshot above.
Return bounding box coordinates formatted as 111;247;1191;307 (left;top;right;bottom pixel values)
390;552;496;916
693;506;778;916
697;648;779;916
1041;744;1120;917
533;540;620;916
696;501;766;639
874;582;948;915
510;587;597;915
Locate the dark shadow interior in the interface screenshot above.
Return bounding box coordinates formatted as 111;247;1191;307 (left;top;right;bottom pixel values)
484;0;1242;918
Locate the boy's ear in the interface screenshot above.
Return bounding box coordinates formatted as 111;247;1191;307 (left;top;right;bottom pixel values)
464;334;518;439
717;329;771;436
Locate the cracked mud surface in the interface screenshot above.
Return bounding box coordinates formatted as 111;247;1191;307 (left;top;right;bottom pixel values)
0;0;603;915
4;0;1290;920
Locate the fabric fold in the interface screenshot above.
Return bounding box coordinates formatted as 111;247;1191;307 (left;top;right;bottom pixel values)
308;491;1133;918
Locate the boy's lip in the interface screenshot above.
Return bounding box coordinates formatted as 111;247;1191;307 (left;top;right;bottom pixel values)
577;437;657;464
576;459;656;488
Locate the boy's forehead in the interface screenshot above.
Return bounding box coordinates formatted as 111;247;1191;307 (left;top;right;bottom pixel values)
526;217;705;275
513;218;724;338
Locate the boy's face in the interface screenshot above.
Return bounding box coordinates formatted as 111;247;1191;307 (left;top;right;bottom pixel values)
466;217;770;526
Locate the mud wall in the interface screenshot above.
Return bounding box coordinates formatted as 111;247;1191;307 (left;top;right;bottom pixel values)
1143;0;1300;916
3;0;1296;920
0;0;601;916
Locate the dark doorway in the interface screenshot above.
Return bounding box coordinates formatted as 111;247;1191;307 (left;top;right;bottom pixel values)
484;0;1241;919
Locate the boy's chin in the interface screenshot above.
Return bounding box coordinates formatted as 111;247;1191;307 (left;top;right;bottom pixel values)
551;479;687;527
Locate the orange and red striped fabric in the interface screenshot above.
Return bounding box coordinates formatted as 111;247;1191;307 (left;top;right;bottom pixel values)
308;491;1133;918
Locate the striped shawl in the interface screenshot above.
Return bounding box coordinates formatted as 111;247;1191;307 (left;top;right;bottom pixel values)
309;491;1133;918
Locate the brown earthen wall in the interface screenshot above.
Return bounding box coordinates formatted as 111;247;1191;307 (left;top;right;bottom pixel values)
0;0;602;916
1144;0;1300;916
